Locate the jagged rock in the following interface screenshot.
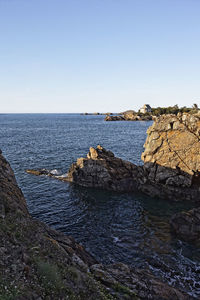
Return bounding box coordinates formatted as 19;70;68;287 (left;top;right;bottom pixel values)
142;113;200;178
67;145;140;192
91;263;191;300
66;143;200;200
0;153;28;215
170;207;200;242
139;113;200;199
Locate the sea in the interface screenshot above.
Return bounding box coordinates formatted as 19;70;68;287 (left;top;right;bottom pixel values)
1;113;200;297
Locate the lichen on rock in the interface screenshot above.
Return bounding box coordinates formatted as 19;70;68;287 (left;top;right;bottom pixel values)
142;113;200;178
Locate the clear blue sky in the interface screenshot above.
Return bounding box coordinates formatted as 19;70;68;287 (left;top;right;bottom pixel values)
0;0;199;113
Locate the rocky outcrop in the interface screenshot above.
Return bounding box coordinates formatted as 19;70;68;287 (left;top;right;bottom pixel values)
67;145;142;192
105;115;126;121
1;151;192;299
105;113;152;121
139;113;200;200
0;149;28;216
142;113;200;181
67;147;200;201
170;207;200;243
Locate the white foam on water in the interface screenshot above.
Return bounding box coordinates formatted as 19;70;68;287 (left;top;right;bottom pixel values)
50;169;60;175
57;173;68;178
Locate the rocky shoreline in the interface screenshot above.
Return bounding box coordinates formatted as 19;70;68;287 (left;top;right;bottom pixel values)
0;151;193;299
1;112;200;298
104;111;152;121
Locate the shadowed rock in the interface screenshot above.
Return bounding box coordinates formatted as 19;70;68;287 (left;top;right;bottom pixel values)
67;145;142;192
170;207;200;243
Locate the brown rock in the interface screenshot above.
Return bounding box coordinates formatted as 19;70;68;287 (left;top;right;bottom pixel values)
142;113;200;177
67;145;140;192
104;115;125;121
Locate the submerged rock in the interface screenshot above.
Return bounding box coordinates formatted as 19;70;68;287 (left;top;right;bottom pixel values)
26;168;68;180
170;207;200;243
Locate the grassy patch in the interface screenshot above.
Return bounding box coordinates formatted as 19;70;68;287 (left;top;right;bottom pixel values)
0;278;21;300
113;282;139;299
36;259;64;291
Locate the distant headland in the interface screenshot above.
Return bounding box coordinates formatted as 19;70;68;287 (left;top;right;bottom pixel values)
81;103;200;121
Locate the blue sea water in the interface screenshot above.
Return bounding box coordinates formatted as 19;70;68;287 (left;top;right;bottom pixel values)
1;113;200;297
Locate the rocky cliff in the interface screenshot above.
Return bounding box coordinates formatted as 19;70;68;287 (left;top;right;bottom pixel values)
139;113;200;200
141;113;200;185
1;151;191;299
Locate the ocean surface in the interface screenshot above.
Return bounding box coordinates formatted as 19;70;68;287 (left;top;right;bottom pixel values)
1;113;200;297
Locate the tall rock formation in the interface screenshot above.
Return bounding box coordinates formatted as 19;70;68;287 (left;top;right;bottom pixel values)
140;113;200;200
141;113;200;184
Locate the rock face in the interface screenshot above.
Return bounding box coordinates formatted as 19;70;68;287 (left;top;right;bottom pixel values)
170;207;200;243
142;113;200;184
1;151;192;299
139;113;200;200
67;145;142;192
